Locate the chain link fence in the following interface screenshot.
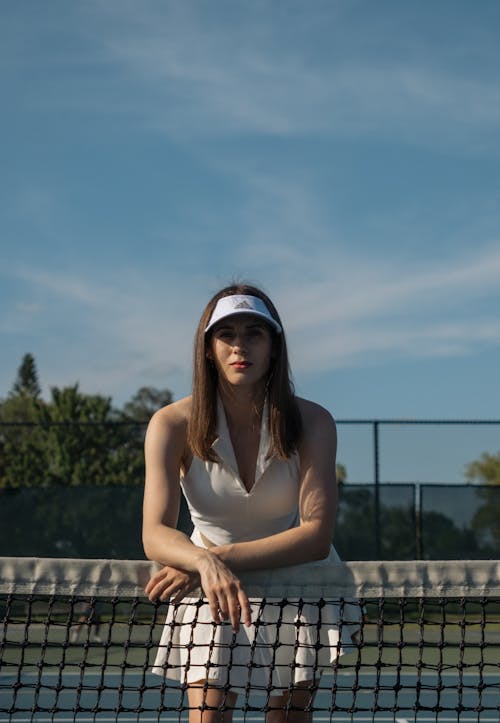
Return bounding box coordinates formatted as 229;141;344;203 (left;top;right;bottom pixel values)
1;420;499;559
1;481;498;560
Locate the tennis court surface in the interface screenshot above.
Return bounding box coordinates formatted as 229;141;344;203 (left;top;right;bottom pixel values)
1;557;499;721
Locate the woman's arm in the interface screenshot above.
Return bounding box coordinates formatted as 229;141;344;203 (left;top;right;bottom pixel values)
142;400;251;630
142;400;198;567
212;399;337;571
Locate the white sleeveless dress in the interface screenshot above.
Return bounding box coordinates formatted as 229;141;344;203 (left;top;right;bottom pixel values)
152;398;359;691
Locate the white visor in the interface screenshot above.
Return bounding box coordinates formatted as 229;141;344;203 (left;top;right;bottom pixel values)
205;294;282;334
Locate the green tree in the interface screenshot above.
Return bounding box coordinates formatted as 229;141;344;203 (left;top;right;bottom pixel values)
334;485;417;560
121;386;173;422
0;355;176;556
336;463;347;485
37;384;145;486
420;510;482;560
466;451;500;553
1;353;43;423
0;355;46;487
10;353;41;399
0;355;153;489
466;451;500;486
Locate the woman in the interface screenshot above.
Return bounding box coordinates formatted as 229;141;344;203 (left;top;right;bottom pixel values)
143;284;355;722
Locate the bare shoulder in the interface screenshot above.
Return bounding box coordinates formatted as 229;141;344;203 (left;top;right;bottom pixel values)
144;398;192;491
146;396;192;441
295;396;337;461
296;396;336;433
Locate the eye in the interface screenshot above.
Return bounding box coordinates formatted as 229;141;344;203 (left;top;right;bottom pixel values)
250;324;270;336
215;329;233;341
248;327;264;337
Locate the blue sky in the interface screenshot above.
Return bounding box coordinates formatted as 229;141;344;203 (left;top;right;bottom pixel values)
2;1;500;480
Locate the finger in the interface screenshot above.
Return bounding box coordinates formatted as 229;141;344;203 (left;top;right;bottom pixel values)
158;585;175;601
227;594;241;633
217;590;230;622
145;576;165;599
158;578;186;601
144;573;160;595
238;589;252;628
146;580;167;601
171;577;198;604
216;580;245;632
145;568;169;595
207;591;222;625
227;583;251;632
148;577;176;602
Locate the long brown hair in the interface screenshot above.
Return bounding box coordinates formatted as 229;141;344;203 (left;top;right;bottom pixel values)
188;283;302;461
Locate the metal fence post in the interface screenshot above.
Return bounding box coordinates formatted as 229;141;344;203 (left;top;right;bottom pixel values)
415;482;423;560
373;421;381;559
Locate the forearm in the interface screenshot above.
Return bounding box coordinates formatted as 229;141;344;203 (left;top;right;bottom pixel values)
212;522;332;572
144;524;253;631
143;524;210;572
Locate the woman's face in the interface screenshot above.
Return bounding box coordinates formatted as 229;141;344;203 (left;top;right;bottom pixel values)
209;314;274;390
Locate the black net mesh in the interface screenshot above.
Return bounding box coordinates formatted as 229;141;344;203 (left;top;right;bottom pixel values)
1;558;499;721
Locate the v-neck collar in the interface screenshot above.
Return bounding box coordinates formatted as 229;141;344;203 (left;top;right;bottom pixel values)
211;395;273;491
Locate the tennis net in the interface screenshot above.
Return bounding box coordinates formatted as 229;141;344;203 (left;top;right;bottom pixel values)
1;557;499;721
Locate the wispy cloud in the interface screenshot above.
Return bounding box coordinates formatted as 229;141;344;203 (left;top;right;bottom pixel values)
13;267;104;307
1;263;204;400
270;244;500;371
15;302;42;314
3;1;500;410
280;245;500;330
79;2;500;149
12;2;497;149
225;168;500;368
292;317;500;372
3;237;500;400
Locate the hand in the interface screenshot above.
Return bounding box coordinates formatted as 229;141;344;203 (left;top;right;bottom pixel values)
145;565;200;604
194;549;252;633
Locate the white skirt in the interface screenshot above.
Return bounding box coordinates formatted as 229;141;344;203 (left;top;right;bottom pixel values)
152;538;360;691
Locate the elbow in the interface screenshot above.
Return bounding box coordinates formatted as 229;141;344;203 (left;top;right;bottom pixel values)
142;529;159;562
301;521;332;561
142;539;155;562
143;548;156;563
314;539;332;561
309;530;332;561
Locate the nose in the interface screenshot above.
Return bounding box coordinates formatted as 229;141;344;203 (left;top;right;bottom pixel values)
231;333;247;351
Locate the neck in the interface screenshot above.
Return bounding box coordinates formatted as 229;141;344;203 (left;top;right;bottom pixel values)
217;383;266;428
